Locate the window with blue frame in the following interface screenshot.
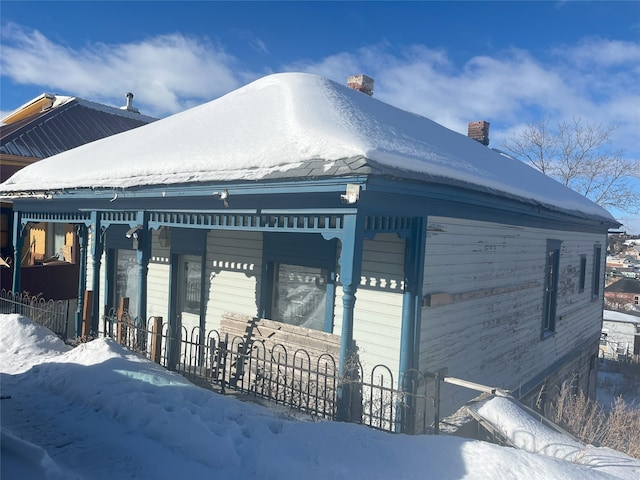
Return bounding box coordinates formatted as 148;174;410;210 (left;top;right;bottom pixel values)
578;254;587;293
592;244;602;299
262;233;337;332
272;263;327;330
542;239;562;336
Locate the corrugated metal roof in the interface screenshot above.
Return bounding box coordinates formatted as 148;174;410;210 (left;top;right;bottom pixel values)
0;98;157;159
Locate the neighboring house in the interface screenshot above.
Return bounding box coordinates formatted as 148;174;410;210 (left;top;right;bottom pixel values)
604;277;640;312
0;92;156;299
601;310;640;360
0;73;619;426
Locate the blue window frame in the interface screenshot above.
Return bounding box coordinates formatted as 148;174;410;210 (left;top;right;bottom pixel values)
542;239;562;337
261;233;337;332
578;254;587;293
592;244;602;299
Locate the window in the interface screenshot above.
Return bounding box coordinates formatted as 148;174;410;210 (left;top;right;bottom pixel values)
177;254;203;334
592;245;602;299
178;255;202;315
272;263;327;330
634;295;639;306
46;223;67;260
114;249;138;318
262;233;337;333
578;255;587;293
542;239;562;336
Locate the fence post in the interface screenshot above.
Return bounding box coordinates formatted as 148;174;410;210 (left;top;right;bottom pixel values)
82;290;93;338
116;297;129;344
150;316;163;364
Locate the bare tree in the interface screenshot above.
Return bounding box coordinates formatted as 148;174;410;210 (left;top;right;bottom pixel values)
501;119;640;213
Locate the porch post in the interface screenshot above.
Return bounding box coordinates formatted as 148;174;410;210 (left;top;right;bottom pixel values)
398;216;426;432
135;212;150;323
74;224;88;337
400;216;427;376
336;213;364;422
90;212;104;333
11;211;24;295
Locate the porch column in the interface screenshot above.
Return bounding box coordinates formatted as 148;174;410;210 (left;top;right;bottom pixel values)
74;224;88;337
135;212;150;323
399;216;427;377
398;216;426;433
11;211;24;295
337;213;364;422
90;213;104;333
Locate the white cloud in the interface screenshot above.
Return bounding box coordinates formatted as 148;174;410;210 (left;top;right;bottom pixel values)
2;23;638;228
0;23;245;117
284;42;640;159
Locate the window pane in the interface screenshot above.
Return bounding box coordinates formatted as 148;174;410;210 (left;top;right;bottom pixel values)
181;258;202;315
115;249;138;318
273;264;326;331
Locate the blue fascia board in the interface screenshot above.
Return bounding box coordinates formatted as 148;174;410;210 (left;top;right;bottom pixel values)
32;176;370;200
9;172;615;233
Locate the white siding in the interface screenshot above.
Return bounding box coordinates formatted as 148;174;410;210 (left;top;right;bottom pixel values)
147;231;170;321
335;233;405;375
203;230;262;331
419;217;605;416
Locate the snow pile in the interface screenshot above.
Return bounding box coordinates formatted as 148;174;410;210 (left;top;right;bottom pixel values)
0;72;612;222
1;313;637;479
473;396;640;479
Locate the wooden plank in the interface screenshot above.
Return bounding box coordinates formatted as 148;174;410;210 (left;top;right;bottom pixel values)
220;311;341;362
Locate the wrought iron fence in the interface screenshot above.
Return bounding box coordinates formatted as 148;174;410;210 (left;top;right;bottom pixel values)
0;289;70;340
102;310;437;434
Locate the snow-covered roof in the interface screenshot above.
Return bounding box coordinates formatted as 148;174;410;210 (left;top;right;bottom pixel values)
0;72;615;223
603;310;640;325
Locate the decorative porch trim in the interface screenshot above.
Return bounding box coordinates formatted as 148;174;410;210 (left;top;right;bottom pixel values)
20;211;92;223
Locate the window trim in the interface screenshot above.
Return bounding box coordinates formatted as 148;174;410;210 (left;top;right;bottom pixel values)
591;244;603;300
261;233;337;333
542;239;562;338
578;254;587;293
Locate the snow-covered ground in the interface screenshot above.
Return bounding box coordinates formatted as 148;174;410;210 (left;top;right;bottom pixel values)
1;313;639;480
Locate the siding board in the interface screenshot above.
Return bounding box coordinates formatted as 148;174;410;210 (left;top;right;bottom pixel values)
420;216;604;417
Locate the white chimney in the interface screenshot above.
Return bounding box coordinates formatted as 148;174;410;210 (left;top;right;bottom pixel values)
347;75;374;96
121;92;140;114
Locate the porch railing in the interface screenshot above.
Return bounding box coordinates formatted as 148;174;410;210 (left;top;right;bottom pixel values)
0;288;71;340
102;310;437;434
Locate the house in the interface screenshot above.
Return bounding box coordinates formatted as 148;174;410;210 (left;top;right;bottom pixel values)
601;310;640;360
0;73;619;429
0;92;156;299
604;277;640;312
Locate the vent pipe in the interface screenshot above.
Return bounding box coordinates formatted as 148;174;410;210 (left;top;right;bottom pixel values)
121;92;140;114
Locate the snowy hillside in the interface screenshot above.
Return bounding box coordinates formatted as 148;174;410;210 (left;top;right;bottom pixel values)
1;314;638;480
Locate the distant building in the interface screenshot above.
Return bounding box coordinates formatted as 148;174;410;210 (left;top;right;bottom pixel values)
601;310;640;360
1;93;156;299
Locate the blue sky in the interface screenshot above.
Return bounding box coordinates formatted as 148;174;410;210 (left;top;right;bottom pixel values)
1;1;639;232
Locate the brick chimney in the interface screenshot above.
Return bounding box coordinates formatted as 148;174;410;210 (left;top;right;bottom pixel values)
468;121;490;146
347;74;374;96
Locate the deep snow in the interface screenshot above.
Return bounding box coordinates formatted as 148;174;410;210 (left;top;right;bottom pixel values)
1;314;639;479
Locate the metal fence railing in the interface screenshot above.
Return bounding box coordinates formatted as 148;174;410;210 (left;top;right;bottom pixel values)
0;289;71;340
102;310;437;434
